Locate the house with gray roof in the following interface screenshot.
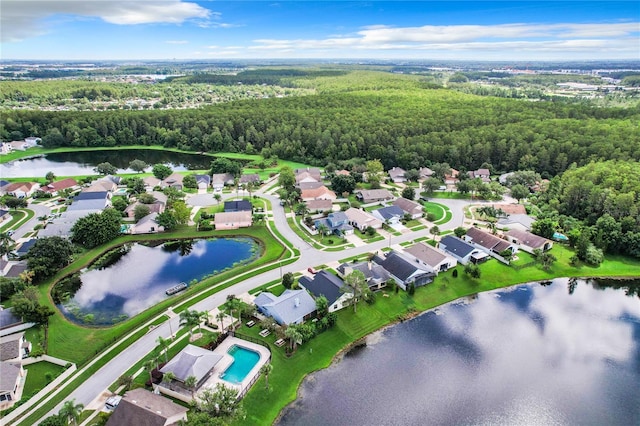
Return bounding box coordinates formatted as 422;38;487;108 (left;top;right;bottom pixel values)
404;242;457;273
372;205;404;224
224;200;252;212
0;309;34;337
372;251;435;291
0;332;31;362
439;235;487;265
497;214;535;232
506;229;553;254
105;388;188;426
298;270;351;313
194;174;211;190
160;344;223;386
131;213;164;234
388;167;407;183
239;174;261;185
314;211;354;236
356;189;394;204
254;289;316;326
0;362;24;409
337;261;391;291
211;173;235;192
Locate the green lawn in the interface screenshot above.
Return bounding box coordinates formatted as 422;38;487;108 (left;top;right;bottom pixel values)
23;362;66;396
422;202;447;222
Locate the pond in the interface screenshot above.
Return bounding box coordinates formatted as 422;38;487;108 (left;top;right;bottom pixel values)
277;278;640;426
0;149;216;177
57;237;260;325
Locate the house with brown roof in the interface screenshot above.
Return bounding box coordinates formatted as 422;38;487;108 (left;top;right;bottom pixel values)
4;182;39;199
239;174;261;185
300;186;337;202
344;207;382;231
295;167;322;180
295;171;321;184
506;229;553;254
163;173;184;190
105;388;188;426
468;168;491;182
355;189;394;204
491;203;526;215
143;176;162;189
42;178;78;196
419;167;434;180
211;173;235;192
392;197;423;219
404;242;457;273
305;199;333;213
335;169;350;176
214;211;252;230
444;169;459;186
464;227;516;256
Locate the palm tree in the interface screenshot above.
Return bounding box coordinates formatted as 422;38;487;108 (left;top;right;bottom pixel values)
214;193;222;205
198;310;209;332
156;336;170;363
0;232;15;259
225;295;241;331
144;359;156;384
430;225;440;241
59;399;84;426
316;223;329;237
260;363;273;389
246;181;255;199
179;309;200;340
284;325;303;353
185;375;198;399
216;311;226;332
117;374;133;391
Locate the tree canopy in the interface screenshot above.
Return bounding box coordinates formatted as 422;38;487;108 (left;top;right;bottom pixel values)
71;208;122;248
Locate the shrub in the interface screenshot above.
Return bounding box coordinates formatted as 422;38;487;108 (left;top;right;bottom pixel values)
427;213;437;222
452;269;458;278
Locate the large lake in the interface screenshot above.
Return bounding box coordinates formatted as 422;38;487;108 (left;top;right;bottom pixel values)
278;278;640;426
59;238;259;325
0;149;215;177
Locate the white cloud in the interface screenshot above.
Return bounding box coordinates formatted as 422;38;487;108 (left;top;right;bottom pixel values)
247;22;640;59
1;0;212;42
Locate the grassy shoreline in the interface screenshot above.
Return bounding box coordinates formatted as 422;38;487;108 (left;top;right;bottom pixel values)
236;245;640;425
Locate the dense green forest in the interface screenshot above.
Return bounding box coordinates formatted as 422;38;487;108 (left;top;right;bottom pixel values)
534;161;640;259
1;71;639;177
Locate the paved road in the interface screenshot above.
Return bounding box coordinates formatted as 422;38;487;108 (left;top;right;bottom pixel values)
9;202;51;242
39;190;477;423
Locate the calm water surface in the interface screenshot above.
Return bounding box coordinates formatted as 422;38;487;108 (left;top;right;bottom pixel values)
60;238;258;325
0;149;214;177
278;278;640;426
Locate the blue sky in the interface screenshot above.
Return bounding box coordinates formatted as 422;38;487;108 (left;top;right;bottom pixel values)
2;1;639;61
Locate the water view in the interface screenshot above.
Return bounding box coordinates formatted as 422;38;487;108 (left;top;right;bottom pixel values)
0;149;215;177
59;237;259;325
278;278;640;426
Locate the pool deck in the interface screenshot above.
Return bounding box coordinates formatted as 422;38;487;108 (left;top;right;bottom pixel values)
198;336;271;398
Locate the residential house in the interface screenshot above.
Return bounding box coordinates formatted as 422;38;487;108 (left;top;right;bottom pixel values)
305;199;333;213
295;167;322;180
0;362;25;409
355;189;394;204
106;388;188;426
224;200;253;212
124;201;165;219
0;309;34;337
0;332;31;362
24;137;41;147
506;229;553;254
491;203;526;216
214;211;252;230
337;261;391;291
163;173;184;190
4;182;39;199
295;172;321;185
67;191;111;213
344;207;382;231
239;174;261;186
0;181;10;195
85;178;117;193
0;209;9;224
439;235;487;265
404;242;457;273
254;289;317;326
444;169;459;187
388;167;407;183
372;205;405;225
314;211;354;236
7;141;28;151
194;174;211;190
2;262;28;279
392;197;423;219
465;227;516;256
301;186;337;202
468;168;491;182
419;167;434;180
298;270;351;313
143;176;162;190
42;178;78;196
297;181;325;191
211;173;235;192
131;213;164;234
0;143;12;155
497;214;536;232
372;251;435;291
159;344;223;388
15;239;36;259
335;169;350;176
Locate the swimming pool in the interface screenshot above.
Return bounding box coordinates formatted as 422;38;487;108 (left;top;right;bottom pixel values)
221;345;260;384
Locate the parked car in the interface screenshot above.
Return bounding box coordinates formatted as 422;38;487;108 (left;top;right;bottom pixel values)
308;267;317;274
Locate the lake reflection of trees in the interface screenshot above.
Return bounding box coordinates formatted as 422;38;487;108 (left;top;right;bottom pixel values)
162;240;193;256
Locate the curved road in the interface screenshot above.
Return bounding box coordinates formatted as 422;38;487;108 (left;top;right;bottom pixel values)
35;190;475;424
